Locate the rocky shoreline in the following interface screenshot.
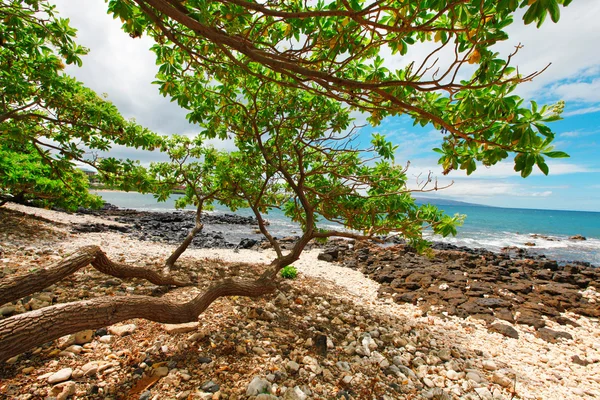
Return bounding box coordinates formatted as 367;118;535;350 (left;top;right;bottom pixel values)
312;241;600;343
1;203;599;399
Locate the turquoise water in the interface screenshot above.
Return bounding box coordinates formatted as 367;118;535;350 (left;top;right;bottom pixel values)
92;191;600;265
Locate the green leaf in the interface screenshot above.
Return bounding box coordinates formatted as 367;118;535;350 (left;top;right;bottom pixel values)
543;151;570;158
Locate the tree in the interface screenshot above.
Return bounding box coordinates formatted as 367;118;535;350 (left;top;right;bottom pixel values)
0;0;571;361
0;0;161;208
111;0;569;176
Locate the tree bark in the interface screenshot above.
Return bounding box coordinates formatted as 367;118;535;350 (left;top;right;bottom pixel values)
0;277;276;362
164;203;203;273
0;245;191;306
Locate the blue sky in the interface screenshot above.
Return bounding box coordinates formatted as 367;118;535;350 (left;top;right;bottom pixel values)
53;0;600;212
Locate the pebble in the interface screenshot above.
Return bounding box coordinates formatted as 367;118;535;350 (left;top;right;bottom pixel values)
163;322;199;334
153;367;169;377
474;387;494;400
246;376;270;396
74;329;94;344
482;360;498;371
108;323;137;337
47;368;72;384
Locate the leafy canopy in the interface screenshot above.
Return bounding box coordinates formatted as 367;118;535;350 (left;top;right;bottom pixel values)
0;0;161;207
109;0;570;177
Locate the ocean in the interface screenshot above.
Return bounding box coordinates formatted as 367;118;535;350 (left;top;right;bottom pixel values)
92;191;600;266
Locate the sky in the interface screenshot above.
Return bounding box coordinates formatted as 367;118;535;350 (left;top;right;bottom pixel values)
52;0;600;212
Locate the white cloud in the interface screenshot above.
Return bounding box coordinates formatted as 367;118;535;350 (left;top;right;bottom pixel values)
410;179;554;199
407;160;594;180
563;106;600;117
551;78;600;103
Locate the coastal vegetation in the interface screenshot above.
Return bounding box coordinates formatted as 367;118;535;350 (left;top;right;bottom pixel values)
0;0;573;362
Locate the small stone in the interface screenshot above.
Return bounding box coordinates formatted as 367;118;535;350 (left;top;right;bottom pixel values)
438;349;452;362
81;361;99;376
139;391;152;400
48;368;73;384
466;371;483;383
474;387;493;400
423;377;435;388
571;355;590;366
108;323;137;337
287;360;300;372
99;335;113;343
0;305;16;316
22;367;35;374
164;322;199;334
177;391;192;400
64;345;82;354
491;372;513;388
252;347;267;356
153;367;169;377
446;370;461;380
74;330;94;344
201;380;220;393
536;328;573;343
488;323;519;339
198;356;213;364
246;376;270;396
331;317;343;324
482;360;497;371
50;381;76;400
283;386;307;400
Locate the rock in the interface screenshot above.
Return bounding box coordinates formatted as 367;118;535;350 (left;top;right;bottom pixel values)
571;355;590;366
491;372;513;388
73;329;94;344
287;360;300;372
98;335;113;343
164;322;199;334
108;323;137;337
283;386;308;400
570;235;586;241
252;346;267;356
488;323;519;339
466;371;483;383
201;380;220;393
246;376;270;396
314;334;328;357
139;391;152;400
536;328;573;343
47;368;73;384
0;305;16;316
81;361;99;376
516;312;546;329
437;349;452;362
482;360;497;371
64;345;82;354
446;370;461;380
474;387;493;400
198;356;213;364
50;381;76;400
153;367;169;377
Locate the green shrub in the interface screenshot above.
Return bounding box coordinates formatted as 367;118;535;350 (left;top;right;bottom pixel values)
280;265;298;279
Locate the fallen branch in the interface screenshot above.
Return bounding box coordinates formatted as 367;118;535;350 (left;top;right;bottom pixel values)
0;245;191;306
0;277;277;362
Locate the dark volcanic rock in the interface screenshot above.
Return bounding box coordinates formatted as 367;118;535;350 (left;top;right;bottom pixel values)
488;323;519;339
334;242;598;334
536;328;573;343
76;208;259;249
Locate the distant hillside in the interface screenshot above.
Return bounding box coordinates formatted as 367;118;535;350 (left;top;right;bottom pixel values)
414;197;490;207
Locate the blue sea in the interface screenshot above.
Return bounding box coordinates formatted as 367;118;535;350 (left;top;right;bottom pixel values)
92;191;600;266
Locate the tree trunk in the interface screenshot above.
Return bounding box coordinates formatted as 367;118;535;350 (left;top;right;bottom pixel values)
0;245;190;306
0;277;276;362
164;203;203;273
